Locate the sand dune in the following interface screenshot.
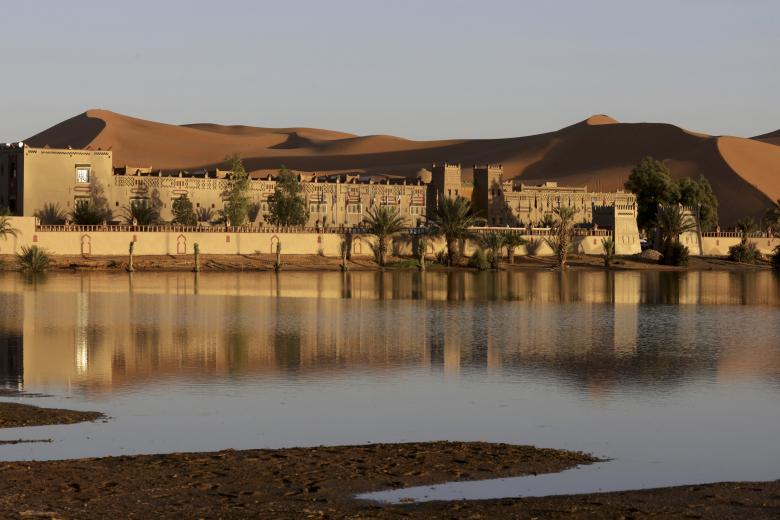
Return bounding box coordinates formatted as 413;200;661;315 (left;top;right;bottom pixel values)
753;129;780;147
25;109;780;224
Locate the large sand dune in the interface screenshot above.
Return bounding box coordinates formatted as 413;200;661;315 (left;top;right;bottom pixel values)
753;129;780;147
26;109;780;224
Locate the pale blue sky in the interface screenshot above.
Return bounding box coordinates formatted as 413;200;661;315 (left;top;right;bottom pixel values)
2;0;778;140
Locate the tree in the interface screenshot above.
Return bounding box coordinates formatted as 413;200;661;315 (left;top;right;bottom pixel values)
503;232;526;264
657;205;698;264
601;236;615;268
479;231;505;269
736;216;758;243
676;175;718;231
363;205;406;267
549;206;576;269
267;167;309;226
624;157;679;231
171;195;197;226
426;196;484;266
221;154;251;226
764;199;780;234
247;202;261;223
35;203;66;225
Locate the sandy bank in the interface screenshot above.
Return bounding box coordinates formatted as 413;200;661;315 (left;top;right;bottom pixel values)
0;441;597;519
0;439;777;518
0;402;104;429
0;253;772;273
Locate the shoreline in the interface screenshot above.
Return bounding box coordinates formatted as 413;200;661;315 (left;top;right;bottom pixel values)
1;402;778;518
0;253;773;273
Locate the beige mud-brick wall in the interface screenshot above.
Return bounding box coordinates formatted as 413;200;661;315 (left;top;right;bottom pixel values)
6;217;626;259
701;236;779;256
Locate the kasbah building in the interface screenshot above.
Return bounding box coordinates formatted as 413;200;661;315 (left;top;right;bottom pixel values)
0;143;636;232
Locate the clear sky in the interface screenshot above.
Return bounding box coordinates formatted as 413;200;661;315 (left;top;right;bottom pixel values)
2;0;778;141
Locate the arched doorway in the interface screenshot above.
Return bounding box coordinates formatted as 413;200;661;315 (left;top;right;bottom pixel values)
80;234;91;256
177;234;187;255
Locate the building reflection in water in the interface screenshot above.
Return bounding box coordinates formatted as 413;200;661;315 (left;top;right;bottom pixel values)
0;270;777;396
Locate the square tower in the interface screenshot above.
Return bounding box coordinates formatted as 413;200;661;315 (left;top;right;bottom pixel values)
427;162;462;210
473;164;507;225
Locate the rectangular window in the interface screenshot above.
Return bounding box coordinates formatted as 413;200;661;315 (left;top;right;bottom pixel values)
346;203;362;214
74;197;89;208
75;166;91;184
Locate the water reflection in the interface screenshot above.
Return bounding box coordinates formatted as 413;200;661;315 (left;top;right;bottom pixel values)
0;270;778;395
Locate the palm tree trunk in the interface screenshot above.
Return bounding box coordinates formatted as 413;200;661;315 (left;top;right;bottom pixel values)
379;238;387;267
447;238;457;266
559;233;570;269
508;248;515;265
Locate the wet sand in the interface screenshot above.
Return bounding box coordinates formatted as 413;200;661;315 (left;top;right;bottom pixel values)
0;402;104;429
1;403;778;518
0;253;772;272
0;441;777;519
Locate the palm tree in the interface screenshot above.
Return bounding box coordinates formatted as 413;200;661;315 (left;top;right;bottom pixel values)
122;203;160;226
503;232;527;264
427;196;484;266
657;205;698;250
736;216;758;243
550;206;576;269
0;215;19;241
479;231;505;269
35;203;66;225
363;205;406;267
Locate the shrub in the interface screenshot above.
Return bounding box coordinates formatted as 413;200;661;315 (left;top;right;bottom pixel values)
35;202;66;225
662;242;689;266
17;245;50;272
196;207;215;223
468;248;489;270
728;242;761;264
71;201;105;225
434;250;448;265
772;246;780;271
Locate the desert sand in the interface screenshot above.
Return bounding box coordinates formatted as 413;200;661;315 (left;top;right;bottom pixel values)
26;110;780;224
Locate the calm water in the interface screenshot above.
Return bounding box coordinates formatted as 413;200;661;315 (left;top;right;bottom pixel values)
1;270;779;498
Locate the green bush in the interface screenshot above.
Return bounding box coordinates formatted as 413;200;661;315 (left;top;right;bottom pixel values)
434;250;448;265
17;245;50;272
772;246;780;271
468;248;490;270
728;242;761;264
662;242;689;266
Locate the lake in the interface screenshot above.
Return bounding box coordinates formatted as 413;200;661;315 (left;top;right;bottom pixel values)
1;270;779;499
